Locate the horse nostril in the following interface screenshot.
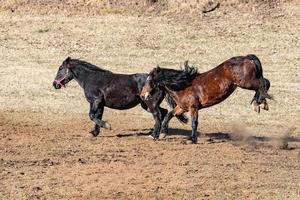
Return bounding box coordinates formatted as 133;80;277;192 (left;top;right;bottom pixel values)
53;81;61;89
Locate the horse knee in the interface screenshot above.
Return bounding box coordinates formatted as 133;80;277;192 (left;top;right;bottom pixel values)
160;108;168;119
264;78;270;91
192;120;198;129
89;113;95;120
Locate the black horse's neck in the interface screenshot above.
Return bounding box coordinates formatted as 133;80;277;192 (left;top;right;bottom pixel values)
69;59;112;88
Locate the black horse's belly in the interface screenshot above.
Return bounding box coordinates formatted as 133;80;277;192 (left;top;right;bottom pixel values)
105;95;141;110
103;77;142;110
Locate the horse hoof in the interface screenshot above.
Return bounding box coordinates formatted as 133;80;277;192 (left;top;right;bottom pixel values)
186;140;193;144
159;133;167;139
187;137;197;144
89;130;99;137
186;139;197;144
251;102;260;113
260;102;269;111
86;133;97;140
148;135;158;140
104;123;111;130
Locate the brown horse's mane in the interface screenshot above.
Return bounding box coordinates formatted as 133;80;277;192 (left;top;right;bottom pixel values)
154;63;198;91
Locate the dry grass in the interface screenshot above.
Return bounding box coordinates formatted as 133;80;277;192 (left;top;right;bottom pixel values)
0;10;299;130
0;2;300;199
0;0;297;16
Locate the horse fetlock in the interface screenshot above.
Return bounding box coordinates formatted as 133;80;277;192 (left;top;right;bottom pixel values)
148;134;158;140
260;100;269;111
89;113;95;120
161;129;168;135
103;121;111;130
252;99;269;113
90;129;100;137
159;133;167;139
187;136;197;144
252;101;260;113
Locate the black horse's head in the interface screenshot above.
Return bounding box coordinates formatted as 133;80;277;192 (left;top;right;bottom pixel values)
53;57;74;89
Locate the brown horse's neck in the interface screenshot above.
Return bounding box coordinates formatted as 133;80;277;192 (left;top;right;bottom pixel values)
164;86;181;106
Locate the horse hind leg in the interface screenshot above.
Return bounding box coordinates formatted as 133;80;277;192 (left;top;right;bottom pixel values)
161;106;185;138
251;78;271;113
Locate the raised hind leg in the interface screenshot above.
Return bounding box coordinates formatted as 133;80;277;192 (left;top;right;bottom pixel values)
251;78;271;113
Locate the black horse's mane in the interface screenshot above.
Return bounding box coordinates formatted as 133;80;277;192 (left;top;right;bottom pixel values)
154;62;198;91
70;59;111;73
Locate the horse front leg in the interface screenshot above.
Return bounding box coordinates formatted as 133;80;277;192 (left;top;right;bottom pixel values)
189;108;199;144
161;106;184;138
140;101;166;140
151;107;168;140
89;99;111;137
150;108;165;140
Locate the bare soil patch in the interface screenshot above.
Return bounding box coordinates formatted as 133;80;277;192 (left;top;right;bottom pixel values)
1;111;300;199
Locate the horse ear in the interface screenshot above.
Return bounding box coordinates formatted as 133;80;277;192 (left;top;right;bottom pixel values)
65;57;71;64
184;60;189;67
64;57;73;68
156;65;161;71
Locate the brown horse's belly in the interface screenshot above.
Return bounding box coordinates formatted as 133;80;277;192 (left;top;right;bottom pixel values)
200;84;237;108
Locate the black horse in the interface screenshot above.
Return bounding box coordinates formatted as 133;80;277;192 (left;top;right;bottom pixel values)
53;57;187;137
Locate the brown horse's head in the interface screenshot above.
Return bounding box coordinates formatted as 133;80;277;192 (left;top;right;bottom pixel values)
53;57;74;89
140;66;161;100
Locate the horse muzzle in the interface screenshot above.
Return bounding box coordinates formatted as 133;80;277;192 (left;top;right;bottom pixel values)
53;81;63;89
144;92;151;100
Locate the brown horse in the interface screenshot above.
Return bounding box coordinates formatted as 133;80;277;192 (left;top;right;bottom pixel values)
140;54;272;143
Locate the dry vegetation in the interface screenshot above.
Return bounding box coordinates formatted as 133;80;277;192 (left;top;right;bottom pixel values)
0;0;297;15
0;0;300;199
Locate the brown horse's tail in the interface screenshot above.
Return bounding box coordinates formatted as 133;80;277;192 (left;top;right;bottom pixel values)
165;93;188;124
247;54;273;100
247;54;263;78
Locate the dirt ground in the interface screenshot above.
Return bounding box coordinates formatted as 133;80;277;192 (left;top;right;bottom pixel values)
1;1;300;199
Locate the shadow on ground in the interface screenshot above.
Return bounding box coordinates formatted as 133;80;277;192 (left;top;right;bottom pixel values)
102;128;300;150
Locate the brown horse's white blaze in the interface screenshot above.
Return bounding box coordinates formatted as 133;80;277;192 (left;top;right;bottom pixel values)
141;55;272;143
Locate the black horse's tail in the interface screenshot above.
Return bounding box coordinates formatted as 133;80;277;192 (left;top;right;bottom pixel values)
247;54;273;100
165;93;188;124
